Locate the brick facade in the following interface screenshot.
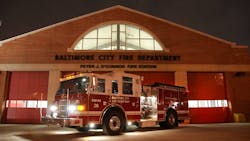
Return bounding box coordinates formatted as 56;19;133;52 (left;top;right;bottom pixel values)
0;6;250;123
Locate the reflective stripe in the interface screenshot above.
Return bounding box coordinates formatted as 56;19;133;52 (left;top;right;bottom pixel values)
77;111;141;116
126;111;141;115
177;110;189;114
78;111;102;116
158;110;189;114
158;110;165;114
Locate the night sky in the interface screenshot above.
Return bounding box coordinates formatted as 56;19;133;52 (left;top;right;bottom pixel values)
1;0;250;51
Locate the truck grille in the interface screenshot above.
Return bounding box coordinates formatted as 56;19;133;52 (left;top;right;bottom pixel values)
58;100;68;118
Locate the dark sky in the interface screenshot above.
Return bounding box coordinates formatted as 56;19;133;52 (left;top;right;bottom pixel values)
1;0;250;50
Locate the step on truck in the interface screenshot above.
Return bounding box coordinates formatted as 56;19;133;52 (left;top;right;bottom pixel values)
42;71;189;135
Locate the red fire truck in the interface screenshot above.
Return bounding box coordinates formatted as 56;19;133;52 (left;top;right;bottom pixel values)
42;71;189;135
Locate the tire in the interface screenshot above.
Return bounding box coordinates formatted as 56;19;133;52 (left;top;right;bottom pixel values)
160;110;178;129
102;110;126;135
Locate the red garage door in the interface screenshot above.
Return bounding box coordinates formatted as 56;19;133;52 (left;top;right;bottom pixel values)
128;71;174;85
187;72;229;123
6;71;49;123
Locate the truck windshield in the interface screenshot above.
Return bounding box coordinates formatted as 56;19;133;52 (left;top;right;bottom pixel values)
56;76;89;95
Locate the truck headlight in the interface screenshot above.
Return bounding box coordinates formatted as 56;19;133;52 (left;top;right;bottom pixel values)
50;105;58;112
68;105;76;112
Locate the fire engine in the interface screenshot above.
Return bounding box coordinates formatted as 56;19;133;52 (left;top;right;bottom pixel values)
42;71;189;135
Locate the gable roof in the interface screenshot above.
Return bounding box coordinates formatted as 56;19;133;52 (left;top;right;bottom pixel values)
0;5;246;48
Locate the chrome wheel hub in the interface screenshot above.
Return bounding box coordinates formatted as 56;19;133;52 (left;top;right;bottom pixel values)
168;113;176;125
109;116;121;131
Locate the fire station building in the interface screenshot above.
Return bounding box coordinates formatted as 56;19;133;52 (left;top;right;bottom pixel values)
0;6;250;124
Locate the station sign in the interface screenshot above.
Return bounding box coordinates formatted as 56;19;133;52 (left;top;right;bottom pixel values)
54;54;181;61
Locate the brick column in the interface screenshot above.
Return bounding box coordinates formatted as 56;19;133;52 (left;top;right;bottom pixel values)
0;71;9;123
224;72;235;122
47;70;61;115
175;71;190;123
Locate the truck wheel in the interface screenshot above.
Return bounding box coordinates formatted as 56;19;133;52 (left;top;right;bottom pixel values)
103;110;125;135
160;110;178;129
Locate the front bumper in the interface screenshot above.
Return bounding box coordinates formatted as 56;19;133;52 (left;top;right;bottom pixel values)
41;116;83;127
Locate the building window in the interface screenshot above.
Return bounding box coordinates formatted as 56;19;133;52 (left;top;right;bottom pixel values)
38;100;48;108
95;78;105;93
112;80;118;94
188;100;228;108
16;100;27;108
122;77;133;95
6;100;48;108
74;24;163;51
9;100;17;108
27;100;38;108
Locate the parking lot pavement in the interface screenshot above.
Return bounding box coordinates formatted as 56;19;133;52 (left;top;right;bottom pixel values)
0;123;250;141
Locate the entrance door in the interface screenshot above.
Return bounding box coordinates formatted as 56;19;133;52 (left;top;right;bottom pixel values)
6;71;49;123
187;72;229;123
